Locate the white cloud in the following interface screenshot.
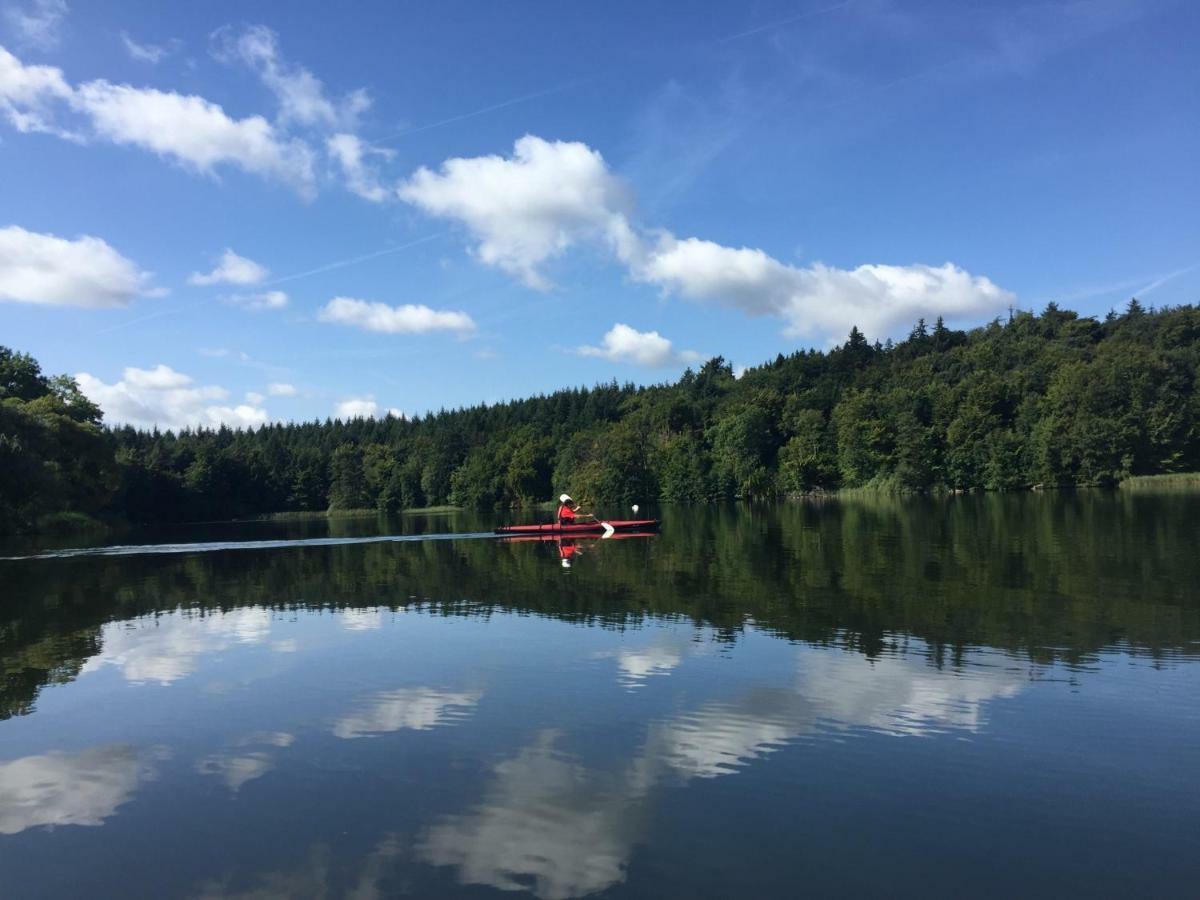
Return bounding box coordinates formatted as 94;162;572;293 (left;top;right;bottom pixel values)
76;364;270;431
0;744;144;835
225;289;288;311
3;0;67;51
267;381;296;396
211;24;369;130
636;235;1014;340
0;45;75;136
189;249;268;286
0;224;155;307
119;31;178;64
386;407;403;419
72;80;317;192
334;396;379;419
401;135;1014;341
327;132;392;202
318;296;476;335
245;391;265;405
0;45;317;192
577;323;700;368
333;687;482;738
399;134;638;289
123;363;191;390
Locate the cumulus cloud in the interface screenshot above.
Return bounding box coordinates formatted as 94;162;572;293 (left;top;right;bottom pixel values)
119;31;178;64
3;0;67;51
337;401;403;421
0;45;74;136
636;235;1014;340
399;135;638;289
577;323;700;368
211;24;369;131
327;132;392;202
0;46;317;193
74;80;316;192
267;381;296;396
318;296;476;335
333;687;482;738
0;744;144;835
0;224;155;307
225;289;288;311
334;396;386;419
189;249;268;286
400;135;1014;341
76;364;270;431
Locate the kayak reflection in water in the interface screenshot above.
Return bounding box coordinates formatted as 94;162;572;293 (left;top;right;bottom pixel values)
558;539;579;569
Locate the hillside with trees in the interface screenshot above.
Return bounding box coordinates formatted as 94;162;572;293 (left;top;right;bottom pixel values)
2;300;1198;533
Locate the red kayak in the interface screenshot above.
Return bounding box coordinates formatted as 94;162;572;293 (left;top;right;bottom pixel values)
494;519;660;536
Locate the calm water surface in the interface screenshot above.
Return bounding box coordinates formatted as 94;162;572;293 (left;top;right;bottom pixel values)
2;494;1198;898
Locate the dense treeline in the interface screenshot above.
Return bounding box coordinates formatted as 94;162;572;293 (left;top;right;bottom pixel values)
2;300;1198;532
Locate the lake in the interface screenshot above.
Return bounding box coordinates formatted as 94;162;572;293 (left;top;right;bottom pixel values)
2;493;1198;898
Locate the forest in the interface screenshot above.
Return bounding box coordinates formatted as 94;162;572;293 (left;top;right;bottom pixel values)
2;299;1198;533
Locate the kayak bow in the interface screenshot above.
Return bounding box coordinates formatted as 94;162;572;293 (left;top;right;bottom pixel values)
494;519;660;536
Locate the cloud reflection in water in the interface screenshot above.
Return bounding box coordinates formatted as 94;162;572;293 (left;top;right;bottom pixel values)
0;743;148;835
420;647;1027;897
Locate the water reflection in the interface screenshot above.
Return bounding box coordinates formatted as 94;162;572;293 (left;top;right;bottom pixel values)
193;835;407;900
418;731;639;900
196;732;295;793
420;643;1029;897
196;751;275;793
0;494;1197;899
596;642;687;689
340;608;385;631
333;687;483;738
0;744;149;834
80;608;272;684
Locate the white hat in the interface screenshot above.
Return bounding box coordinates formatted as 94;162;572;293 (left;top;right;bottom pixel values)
559;494;572;503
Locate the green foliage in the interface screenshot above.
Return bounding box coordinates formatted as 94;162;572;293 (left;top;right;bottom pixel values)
2;301;1199;531
328;444;369;511
0;379;118;532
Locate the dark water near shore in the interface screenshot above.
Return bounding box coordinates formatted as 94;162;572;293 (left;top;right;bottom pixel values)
2;493;1199;898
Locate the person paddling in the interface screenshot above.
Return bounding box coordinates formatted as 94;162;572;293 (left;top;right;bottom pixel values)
557;494;579;525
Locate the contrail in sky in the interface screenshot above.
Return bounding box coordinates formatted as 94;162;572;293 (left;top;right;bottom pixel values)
374;2;854;144
718;0;856;43
377;82;588;143
264;233;445;286
1135;263;1198;298
95;307;183;335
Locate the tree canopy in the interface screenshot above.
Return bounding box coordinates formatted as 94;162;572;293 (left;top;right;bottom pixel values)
2;300;1198;532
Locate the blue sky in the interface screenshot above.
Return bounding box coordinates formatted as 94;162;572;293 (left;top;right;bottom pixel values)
1;0;1197;429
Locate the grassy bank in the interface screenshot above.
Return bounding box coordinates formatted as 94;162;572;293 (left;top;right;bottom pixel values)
1119;473;1200;491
